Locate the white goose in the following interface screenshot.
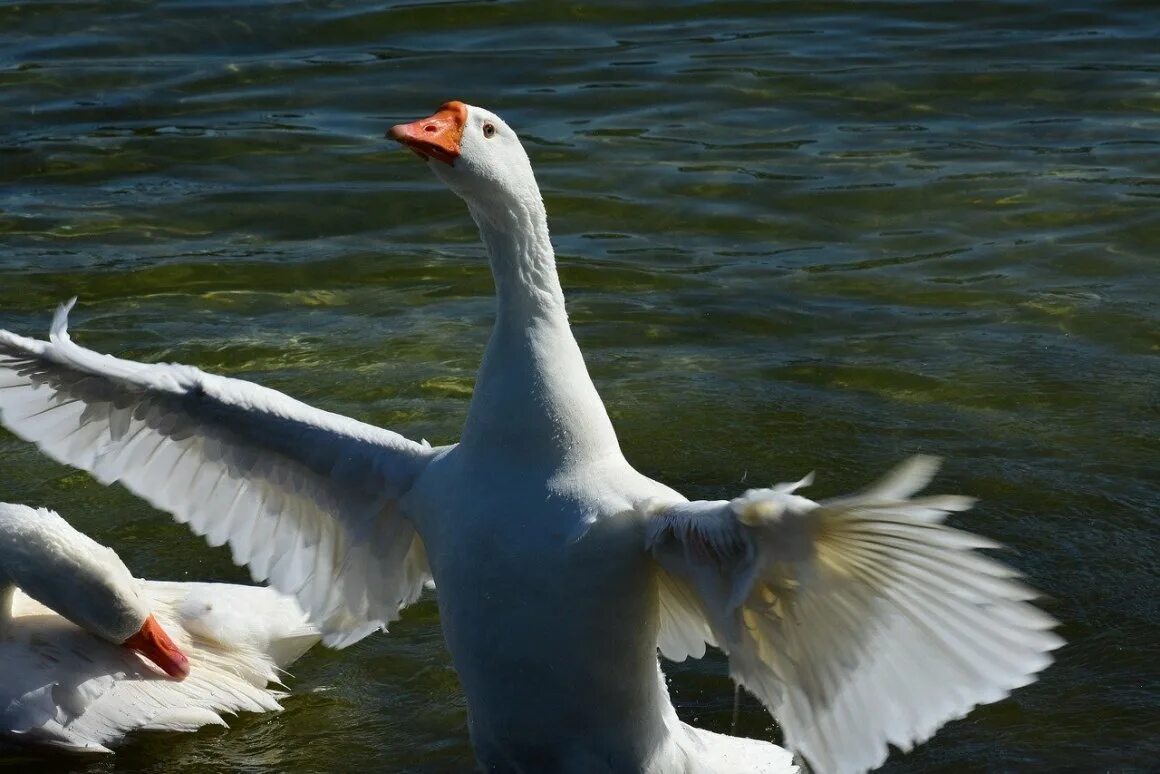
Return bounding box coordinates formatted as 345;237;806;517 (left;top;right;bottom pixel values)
0;101;1062;772
0;502;319;753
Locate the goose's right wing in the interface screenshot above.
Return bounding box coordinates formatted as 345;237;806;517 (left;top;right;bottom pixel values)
0;301;442;647
645;457;1064;774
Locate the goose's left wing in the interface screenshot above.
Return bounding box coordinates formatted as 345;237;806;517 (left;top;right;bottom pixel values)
0;301;439;647
644;456;1063;774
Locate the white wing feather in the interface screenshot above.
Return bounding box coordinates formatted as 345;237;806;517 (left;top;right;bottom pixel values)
645;456;1063;774
0;300;439;646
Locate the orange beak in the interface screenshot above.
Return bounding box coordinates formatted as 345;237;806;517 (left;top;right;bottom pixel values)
123;614;190;680
387;101;467;166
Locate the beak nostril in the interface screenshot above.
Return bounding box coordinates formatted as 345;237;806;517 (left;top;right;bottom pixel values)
392;108;461;166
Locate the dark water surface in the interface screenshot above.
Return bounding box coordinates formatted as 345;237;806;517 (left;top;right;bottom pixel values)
2;1;1157;771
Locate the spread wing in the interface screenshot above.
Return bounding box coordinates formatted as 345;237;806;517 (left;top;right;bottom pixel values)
0;300;441;647
645;456;1063;774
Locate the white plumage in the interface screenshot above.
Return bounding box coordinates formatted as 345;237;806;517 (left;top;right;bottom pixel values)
646;456;1063;772
0;503;319;753
0;101;1062;772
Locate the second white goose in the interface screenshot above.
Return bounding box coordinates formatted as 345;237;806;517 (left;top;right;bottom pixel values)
0;502;319;753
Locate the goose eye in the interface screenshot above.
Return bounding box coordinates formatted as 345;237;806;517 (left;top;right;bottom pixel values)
482;123;496;139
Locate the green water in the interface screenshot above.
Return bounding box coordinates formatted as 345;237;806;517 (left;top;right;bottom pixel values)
1;0;1157;771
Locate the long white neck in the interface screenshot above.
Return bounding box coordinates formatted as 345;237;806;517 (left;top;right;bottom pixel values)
460;191;621;465
0;504;145;644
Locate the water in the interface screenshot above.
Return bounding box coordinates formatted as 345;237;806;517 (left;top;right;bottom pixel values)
1;0;1157;771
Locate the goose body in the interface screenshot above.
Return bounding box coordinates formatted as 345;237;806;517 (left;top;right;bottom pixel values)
0;102;1062;772
0;503;319;753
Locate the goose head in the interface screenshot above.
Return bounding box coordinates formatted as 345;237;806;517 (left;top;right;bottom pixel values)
0;503;190;679
388;101;543;227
